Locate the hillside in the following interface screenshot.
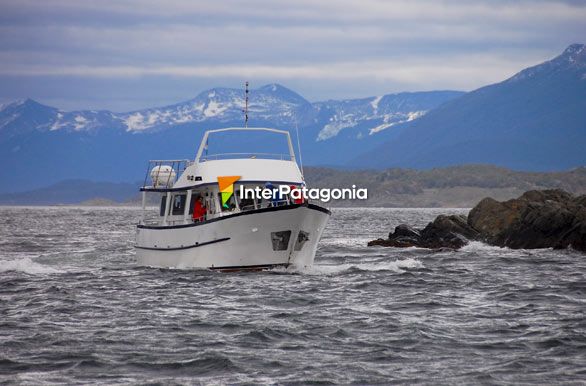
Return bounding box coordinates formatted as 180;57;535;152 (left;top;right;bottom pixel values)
2;165;586;208
354;44;586;171
305;165;586;207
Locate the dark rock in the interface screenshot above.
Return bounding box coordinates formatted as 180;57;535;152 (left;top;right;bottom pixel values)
369;189;586;253
368;215;479;250
368;224;422;247
367;238;420;248
419;215;479;249
423;214;479;240
468;189;586;252
391;224;420;239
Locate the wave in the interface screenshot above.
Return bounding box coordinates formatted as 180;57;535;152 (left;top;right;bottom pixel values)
0;257;62;275
460;241;507;252
301;257;424;275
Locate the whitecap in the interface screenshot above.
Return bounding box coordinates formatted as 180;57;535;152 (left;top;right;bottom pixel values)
0;257;62;275
297;257;424;275
460;241;507;252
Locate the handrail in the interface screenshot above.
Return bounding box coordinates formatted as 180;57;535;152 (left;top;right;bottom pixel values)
141;199;299;226
200;152;293;161
147;159;191;163
142;159;190;189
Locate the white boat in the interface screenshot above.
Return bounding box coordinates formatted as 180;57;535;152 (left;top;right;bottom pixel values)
134;127;331;271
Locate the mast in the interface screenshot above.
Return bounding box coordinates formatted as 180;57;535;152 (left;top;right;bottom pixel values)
244;81;249;128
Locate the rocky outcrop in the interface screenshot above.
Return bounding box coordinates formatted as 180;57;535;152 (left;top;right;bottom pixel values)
468;189;586;251
368;189;586;253
367;215;479;250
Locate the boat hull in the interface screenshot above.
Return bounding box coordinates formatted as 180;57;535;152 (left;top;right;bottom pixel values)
135;204;330;270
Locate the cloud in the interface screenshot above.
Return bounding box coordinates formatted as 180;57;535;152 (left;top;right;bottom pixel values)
0;53;537;91
0;0;585;109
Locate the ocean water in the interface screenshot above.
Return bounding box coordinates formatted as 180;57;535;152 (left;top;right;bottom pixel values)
1;207;585;385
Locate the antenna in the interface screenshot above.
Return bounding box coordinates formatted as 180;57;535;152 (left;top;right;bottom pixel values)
243;81;249;128
294;116;304;177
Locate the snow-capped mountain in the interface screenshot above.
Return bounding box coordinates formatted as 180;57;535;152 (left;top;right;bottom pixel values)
0;84;314;137
0;84;459;138
0;83;462;192
313;91;461;140
354;44;586;171
120;83;312;132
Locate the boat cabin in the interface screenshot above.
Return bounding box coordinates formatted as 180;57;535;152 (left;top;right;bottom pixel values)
138;128;306;227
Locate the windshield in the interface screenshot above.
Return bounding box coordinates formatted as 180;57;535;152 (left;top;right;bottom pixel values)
199;129;294;161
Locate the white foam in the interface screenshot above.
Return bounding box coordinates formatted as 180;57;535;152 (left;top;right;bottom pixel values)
0;258;62;275
299;257;423;275
319;237;372;248
460;241;508;252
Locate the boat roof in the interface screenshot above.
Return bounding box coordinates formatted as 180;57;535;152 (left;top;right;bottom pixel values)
194;127;297;164
142;127;304;191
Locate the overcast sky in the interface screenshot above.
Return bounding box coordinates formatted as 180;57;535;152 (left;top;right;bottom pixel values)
0;0;585;111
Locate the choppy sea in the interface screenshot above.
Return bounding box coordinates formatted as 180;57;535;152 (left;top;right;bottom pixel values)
1;207;585;385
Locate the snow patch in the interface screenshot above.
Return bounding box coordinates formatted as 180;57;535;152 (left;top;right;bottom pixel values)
370;96;383;112
317;116;357;141
6;99;26;109
369;122;396;135
203;100;228;118
173;113;193;123
50;112;66;131
146;112;160;126
125;112;146;131
369;110;426;135
0;113;20;129
73;115;88;131
407;111;424;121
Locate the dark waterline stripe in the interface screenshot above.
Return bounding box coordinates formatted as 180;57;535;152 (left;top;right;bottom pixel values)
211;263;289;272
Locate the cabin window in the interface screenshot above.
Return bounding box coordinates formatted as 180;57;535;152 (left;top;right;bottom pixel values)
204;193;216;215
271;231;292;251
237;186;255;211
294;231;310;251
171;194;186;215
239;197;255;211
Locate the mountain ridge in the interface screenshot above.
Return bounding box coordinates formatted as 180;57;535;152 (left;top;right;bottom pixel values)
353;43;586;171
0;85;462;192
2;44;585;192
0;84;458;137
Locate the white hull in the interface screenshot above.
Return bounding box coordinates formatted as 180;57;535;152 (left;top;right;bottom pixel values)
135;204;330;270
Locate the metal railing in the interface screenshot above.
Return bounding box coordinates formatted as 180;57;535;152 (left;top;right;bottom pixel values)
199;152;294;162
142;159;191;189
140;198;324;227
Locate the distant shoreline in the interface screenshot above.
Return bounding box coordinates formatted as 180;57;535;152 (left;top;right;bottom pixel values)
1;165;585;208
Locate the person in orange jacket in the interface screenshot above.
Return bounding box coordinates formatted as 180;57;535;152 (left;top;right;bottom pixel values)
192;195;206;222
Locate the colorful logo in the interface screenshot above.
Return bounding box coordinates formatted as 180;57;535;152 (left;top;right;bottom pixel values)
217;176;241;208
